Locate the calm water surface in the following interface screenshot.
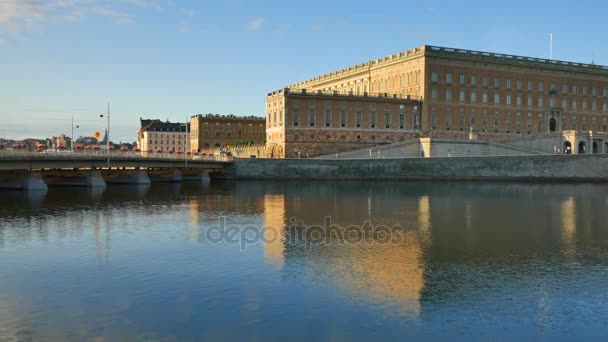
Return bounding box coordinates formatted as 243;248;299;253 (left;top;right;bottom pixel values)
0;182;607;341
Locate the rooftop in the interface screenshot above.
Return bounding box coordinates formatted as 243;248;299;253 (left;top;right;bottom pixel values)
190;113;265;121
284;44;608;91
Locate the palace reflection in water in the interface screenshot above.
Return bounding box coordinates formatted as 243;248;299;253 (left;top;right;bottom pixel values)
1;182;608;340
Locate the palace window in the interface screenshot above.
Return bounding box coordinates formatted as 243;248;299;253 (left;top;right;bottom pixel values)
528;80;533;92
563;83;568;94
400;75;404;87
573;84;578;95
494;77;500;89
459;90;465;102
506;95;511;105
292;110;300;126
446;72;453;84
506;79;512;89
446;115;452;129
446;88;453;101
459;73;465;85
517;79;523;90
370;111;377;128
527;95;533;107
604;88;607;97
408;74;412;84
308;110;316;126
517;95;522;106
583;85;588;96
471;74;477;86
562;99;568;109
324;110;331;127
482;93;488;104
582;101;587;111
494;93;500;104
482;75;489;87
356;111;362;127
471;91;477;103
592;101;597;111
340;111;347;127
603;103;607;112
431;72;437;82
538;96;544;107
431;88;438;100
399;113;405;129
538;81;544;92
593;87;597;97
431;114;437;127
572;99;577;110
385;112;391;128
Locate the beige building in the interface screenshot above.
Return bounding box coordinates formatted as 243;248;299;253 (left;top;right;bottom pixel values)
189;114;266;152
137;118;188;153
266;89;422;158
268;45;608;157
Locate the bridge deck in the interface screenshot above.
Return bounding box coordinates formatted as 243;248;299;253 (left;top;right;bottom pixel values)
0;152;232;171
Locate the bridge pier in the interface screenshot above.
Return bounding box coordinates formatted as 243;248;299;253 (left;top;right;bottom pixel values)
43;170;106;187
102;169;151;185
181;170;211;183
147;169;183;183
0;172;48;191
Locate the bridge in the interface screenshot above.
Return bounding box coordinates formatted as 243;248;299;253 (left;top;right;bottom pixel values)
0;151;234;190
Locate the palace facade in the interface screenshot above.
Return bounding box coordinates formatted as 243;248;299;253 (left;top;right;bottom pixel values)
266;89;422;158
267;45;608;157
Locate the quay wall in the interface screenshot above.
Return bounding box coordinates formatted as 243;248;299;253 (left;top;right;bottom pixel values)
233;155;608;181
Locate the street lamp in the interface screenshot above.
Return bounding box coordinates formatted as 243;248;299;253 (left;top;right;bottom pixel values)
99;102;110;168
71;116;80;151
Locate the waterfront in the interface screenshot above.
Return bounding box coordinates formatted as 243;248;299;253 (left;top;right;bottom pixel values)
1;182;608;341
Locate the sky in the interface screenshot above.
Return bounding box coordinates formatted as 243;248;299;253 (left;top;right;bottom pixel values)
1;0;607;142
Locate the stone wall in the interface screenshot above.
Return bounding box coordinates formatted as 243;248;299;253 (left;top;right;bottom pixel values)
233;154;608;181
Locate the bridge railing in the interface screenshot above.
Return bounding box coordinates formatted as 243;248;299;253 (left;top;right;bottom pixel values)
0;149;233;162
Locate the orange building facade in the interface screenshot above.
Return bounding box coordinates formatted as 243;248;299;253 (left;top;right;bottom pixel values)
266;89;422;158
189;114;266;152
268;45;608;157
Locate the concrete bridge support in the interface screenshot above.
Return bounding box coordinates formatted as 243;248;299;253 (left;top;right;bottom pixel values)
43;170;106;187
181;170;211;183
147;169;183;183
0;172;48;190
103;169;151;185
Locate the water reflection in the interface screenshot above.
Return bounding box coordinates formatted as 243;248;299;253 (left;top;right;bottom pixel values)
1;182;608;340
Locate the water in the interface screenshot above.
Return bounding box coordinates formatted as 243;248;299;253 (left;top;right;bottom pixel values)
0;182;607;341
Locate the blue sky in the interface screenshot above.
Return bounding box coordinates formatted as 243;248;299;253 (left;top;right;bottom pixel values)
1;0;607;142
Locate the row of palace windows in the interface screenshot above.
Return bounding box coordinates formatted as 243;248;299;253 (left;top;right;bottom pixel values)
431;88;608;112
149;140;183;145
147;132;186;139
371;72;421;92
288;110;418;129
431;71;608;97
430;114;608;132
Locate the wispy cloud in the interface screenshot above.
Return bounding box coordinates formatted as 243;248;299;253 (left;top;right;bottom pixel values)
0;0;153;33
182;8;195;17
0;38;8;45
247;17;263;32
93;6;134;24
311;23;321;32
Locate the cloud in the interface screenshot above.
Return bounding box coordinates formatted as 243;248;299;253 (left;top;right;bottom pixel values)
247;17;263;32
93;6;134;24
182;8;195;17
311;23;321;32
0;0;150;33
0;38;8;45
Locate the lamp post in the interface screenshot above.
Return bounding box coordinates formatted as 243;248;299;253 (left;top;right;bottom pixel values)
185;117;189;168
71;116;80;151
99;102;110;168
